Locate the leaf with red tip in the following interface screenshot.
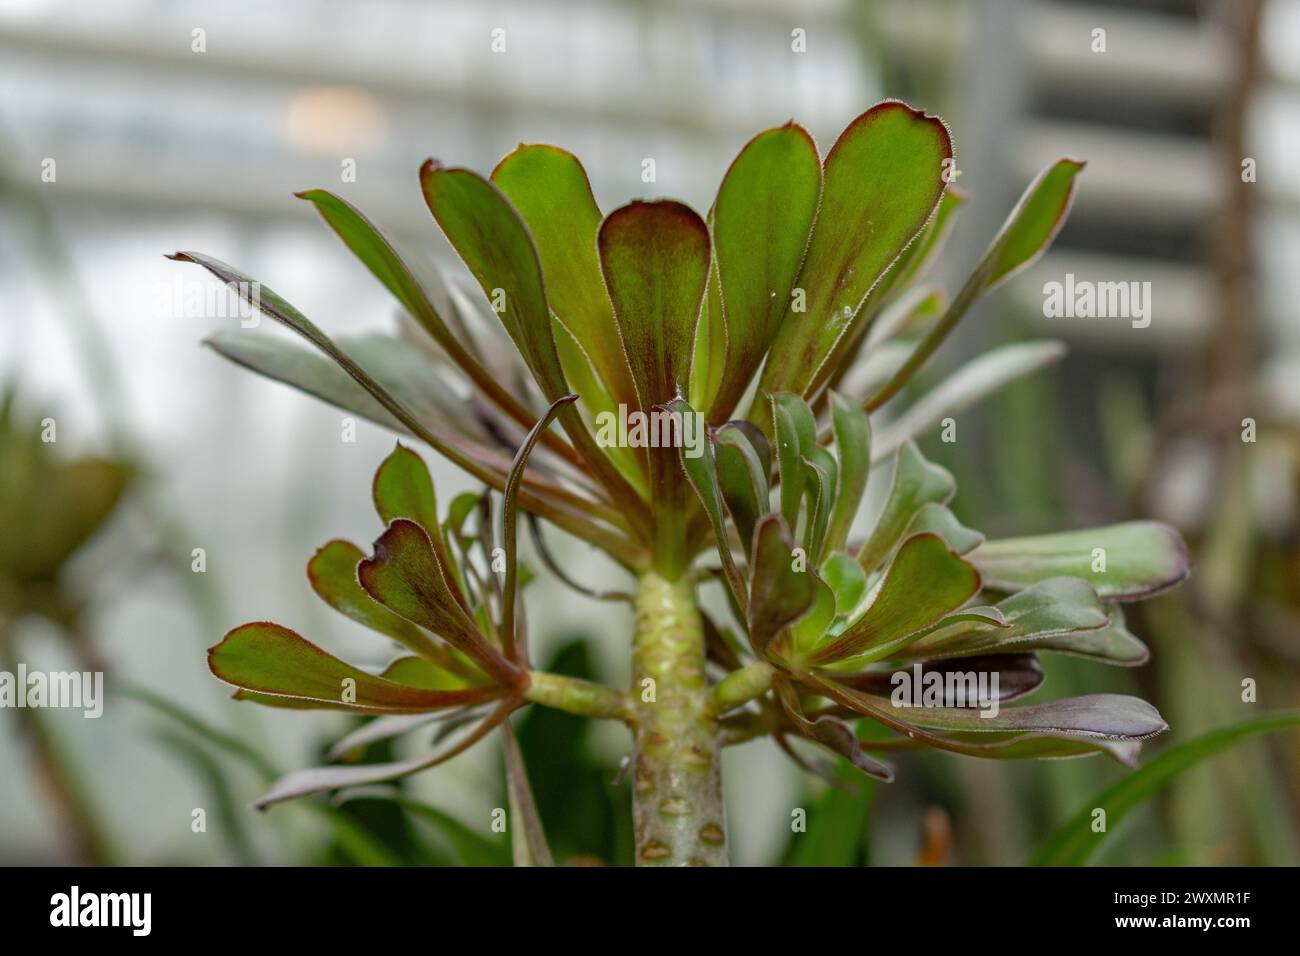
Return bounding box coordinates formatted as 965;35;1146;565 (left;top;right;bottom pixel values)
491;145;639;414
419;162;648;522
209;622;492;713
308;539;445;662
599;200;711;571
707;123;822;420
358;519;520;687
758;102;952;400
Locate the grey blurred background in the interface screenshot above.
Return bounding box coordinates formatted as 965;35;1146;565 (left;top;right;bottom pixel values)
2;0;1297;865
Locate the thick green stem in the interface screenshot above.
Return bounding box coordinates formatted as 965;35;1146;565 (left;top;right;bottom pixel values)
523;670;634;723
631;572;728;866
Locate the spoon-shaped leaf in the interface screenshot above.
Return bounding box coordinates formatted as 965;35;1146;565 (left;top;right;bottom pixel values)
759;102;952;399
708;122;822;420
208;622;494;713
970;521;1190;601
491;145;640;414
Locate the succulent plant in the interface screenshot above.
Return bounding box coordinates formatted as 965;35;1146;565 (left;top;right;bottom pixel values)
177;101;1190;866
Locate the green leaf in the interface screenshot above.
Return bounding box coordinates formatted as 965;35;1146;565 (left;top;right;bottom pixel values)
899;576;1146;665
748;514;815;656
820;550;868;618
790;573;837;655
811;674;1164;765
307;539;449;663
801;449;836;563
598;200;710;412
501;394;578;660
865;159;1084;411
672;399;747;612
1031;713;1300;866
771;392;816;529
774;679;893;781
490;145;639;412
758;102;952;399
970;521;1190;601
708;122;822;420
295;188;542;435
358;519;520;687
371;443;469;609
713;423;769;555
598;200;711;571
206;329;485;442
809;533;981;667
826;392;871;554
856;442;955;573
902;502;984;556
690;263;727;415
208;622;493;713
871;341;1067;463
809;190;967;399
379;653;486;690
836;653;1044;703
502;723;556;866
420;162;647;522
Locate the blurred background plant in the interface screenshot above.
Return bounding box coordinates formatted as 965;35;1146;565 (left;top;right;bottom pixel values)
1;0;1297;865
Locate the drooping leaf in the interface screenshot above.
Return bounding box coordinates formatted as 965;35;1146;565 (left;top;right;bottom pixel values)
708;122;822;420
500;394;578;661
812;674;1163;765
865;159;1084;411
748;514;815;656
205;330;486;443
856;442;955;573
502;723;556;867
758;102;952;399
175;253;637;561
826;392;871;554
970;521;1190;601
358;519;521;687
774;679;893;781
809;533;981;667
208;622;493;713
898;576;1140;665
1032;713;1300;866
835;653;1045;703
871;341;1067;463
295;188;545;438
490;145;639;412
254;700;516;809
